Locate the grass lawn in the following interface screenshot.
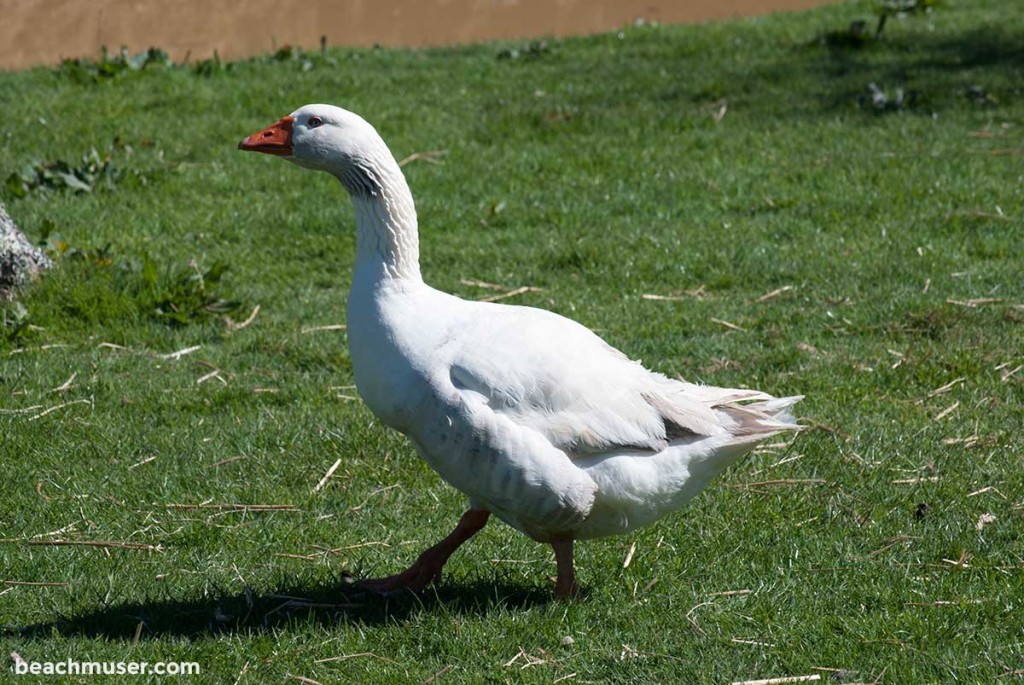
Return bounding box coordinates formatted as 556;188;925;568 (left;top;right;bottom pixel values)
2;0;1022;681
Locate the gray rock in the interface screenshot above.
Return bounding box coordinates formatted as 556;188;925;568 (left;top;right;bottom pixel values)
0;201;52;298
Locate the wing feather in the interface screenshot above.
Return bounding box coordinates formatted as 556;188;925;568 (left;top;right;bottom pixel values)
448;305;735;456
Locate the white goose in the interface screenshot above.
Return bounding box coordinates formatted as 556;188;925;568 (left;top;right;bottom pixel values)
239;105;802;598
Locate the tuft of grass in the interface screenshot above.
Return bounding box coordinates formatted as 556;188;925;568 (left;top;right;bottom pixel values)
1;251;244;346
5;148;120;197
59;46;172;84
1;0;1022;682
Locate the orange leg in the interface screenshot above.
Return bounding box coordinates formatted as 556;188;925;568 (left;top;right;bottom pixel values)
361;509;490;595
552;537;579;600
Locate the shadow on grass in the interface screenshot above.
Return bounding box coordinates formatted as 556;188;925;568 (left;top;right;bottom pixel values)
650;24;1021;118
2;578;556;641
487;22;1024;144
799;27;1024;112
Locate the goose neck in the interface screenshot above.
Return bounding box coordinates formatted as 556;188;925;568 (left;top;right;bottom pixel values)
344;159;422;284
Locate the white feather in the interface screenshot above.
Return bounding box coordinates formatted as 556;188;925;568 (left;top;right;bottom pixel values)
284;104;803;543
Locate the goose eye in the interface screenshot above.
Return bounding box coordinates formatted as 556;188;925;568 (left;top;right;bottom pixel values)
308;116;323;128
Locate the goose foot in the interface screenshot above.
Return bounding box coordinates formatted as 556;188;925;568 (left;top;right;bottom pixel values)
360;509;490;596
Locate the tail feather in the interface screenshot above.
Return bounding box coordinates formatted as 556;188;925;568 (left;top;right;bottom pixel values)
655;377;803;442
716;394;804;437
756;395;803;426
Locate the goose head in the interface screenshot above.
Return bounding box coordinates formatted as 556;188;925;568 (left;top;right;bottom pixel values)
239;104;421;279
239;104;391;197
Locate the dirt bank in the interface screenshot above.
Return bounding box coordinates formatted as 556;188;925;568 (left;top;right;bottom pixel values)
0;0;834;71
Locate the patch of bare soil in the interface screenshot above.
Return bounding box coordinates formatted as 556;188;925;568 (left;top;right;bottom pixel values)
0;0;833;71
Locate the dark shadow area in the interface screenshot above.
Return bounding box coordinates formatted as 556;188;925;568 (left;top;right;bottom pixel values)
2;578;556;641
797;26;1024;114
477;19;1023;147
615;22;1020;119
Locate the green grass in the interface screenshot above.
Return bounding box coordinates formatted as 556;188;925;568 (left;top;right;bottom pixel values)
2;0;1023;682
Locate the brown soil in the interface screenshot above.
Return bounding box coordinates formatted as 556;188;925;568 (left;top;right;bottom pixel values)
0;0;833;71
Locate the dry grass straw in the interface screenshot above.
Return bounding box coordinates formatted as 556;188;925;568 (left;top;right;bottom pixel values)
421;664;455;684
287;675;323;685
731;478;826;491
26;398;91;421
313;458;342;492
755;285;794;303
479;285;543;303
398;150;447;167
22;539;163;552
166;503;298;511
642;285;707;301
867;535;917;557
711;318;746;332
301;324;346;334
225;304;260;332
206;455;248;468
622;541;636;568
730;638;776;647
48;372;76;393
731;676;820;685
314;653;400;666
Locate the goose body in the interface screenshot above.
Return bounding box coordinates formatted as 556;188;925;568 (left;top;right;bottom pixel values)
240;104;802;597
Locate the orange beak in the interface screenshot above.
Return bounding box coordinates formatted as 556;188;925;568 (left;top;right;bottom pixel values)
238;116;294;156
